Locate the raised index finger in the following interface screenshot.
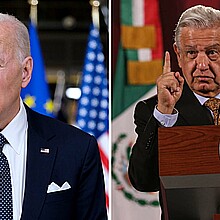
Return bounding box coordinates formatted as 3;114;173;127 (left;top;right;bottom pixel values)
163;51;171;74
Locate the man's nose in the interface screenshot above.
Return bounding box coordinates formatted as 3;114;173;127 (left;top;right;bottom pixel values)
196;53;209;71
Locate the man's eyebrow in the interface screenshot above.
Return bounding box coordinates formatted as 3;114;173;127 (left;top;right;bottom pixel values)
205;43;220;49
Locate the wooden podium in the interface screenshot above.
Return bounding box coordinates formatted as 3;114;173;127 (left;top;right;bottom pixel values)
158;125;220;220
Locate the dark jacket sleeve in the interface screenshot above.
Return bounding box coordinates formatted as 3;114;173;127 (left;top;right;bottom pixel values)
128;98;161;192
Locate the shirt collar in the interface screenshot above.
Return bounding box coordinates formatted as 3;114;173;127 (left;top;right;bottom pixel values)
194;92;220;105
1;98;28;155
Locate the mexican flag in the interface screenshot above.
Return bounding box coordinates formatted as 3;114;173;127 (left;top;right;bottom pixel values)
112;0;163;219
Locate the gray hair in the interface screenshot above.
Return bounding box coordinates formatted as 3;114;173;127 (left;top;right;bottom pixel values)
0;13;30;62
174;5;220;48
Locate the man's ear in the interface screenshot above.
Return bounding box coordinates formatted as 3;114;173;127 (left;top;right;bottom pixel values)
21;56;33;88
173;43;182;68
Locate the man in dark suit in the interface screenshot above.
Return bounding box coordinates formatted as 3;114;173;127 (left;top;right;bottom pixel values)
128;5;220;219
0;13;107;219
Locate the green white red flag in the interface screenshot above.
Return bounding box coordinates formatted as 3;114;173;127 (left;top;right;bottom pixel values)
112;0;163;219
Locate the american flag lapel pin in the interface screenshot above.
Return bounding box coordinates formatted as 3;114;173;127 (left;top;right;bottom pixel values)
40;148;50;154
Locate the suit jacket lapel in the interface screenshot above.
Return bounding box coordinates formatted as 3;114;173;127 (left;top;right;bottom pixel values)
176;83;213;126
21;107;58;219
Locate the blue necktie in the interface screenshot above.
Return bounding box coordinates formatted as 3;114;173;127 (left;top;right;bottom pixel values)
0;133;13;219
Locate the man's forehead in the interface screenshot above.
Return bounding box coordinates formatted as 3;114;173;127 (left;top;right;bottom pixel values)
0;25;16;46
181;26;220;37
0;38;14;50
184;43;220;48
0;36;16;60
179;27;220;46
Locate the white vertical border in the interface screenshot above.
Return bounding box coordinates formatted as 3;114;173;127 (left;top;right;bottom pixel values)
108;0;112;219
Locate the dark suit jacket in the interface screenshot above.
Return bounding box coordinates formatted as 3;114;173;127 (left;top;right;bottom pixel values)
20;106;107;220
128;83;214;218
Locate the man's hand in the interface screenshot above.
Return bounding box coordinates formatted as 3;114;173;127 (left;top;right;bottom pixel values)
156;51;184;114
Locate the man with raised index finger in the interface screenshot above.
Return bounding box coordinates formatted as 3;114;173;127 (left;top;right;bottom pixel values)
128;5;220;219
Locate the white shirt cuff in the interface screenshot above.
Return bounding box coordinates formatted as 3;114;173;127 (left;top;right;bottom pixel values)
153;105;178;127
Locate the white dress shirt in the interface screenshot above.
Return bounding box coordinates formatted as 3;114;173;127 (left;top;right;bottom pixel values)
1;99;28;220
153;93;220;127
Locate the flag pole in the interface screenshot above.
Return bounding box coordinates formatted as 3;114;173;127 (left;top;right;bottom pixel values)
28;0;38;26
90;0;100;29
